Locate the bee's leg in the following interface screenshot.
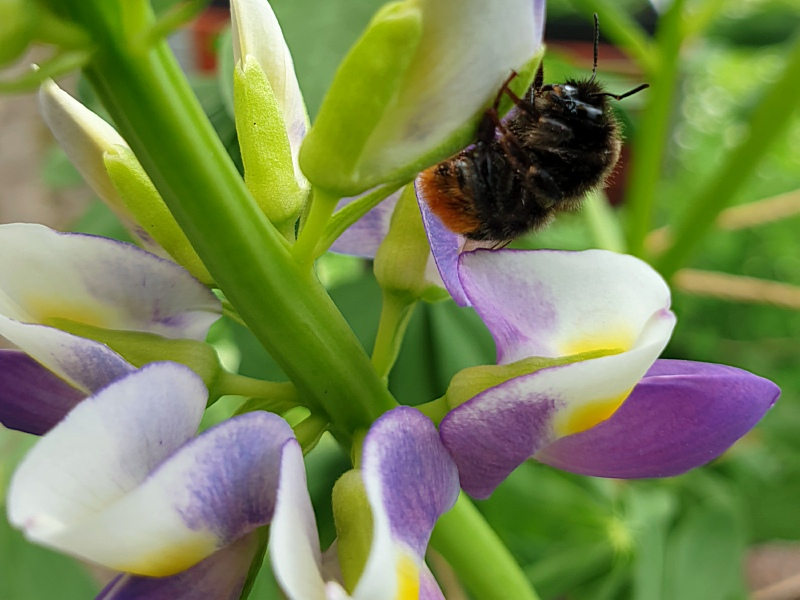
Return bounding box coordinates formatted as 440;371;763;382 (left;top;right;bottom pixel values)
495;71;538;118
521;164;561;207
495;128;532;173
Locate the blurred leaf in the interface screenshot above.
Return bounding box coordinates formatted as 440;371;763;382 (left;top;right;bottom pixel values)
69;199;132;242
40;146;83;188
526;541;615;599
0;518;99;599
216;26;235;119
625;485;677;600
662;504;747;600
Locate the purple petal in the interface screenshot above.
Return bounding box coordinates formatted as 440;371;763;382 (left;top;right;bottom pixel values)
96;533;259;600
0;317;134;394
458;249;672;364
439;373;557;499
416;181;469;306
0;350;85;435
361;407;460;556
330;190;401;258
535;360;780;478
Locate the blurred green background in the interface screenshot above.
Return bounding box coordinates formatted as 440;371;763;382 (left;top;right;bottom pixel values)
1;0;799;598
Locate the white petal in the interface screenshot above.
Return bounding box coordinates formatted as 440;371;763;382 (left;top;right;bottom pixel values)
270;438;327;600
8;363;206;547
231;0;309;169
0;224;220;340
360;0;545;176
459;249;673;364
39;79;129;213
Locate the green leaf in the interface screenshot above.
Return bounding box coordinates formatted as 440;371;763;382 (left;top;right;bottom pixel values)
662;504;747;600
0;518;99;599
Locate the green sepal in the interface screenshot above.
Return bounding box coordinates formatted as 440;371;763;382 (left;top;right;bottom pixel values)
331;470;373;594
374;184;439;301
446;347;624;409
46;318;225;401
234;56;306;239
299;2;423;196
104;145;213;284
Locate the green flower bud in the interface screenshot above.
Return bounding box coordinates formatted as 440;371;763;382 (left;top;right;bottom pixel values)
331;470;373;594
104;146;213;284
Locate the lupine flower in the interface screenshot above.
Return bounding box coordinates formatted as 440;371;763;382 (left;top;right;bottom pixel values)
0;223;221;435
39;79;213;283
8;362;295;599
301;0;546;196
231;0;310;234
271;407;459;599
438;249;780;498
9;368;458;599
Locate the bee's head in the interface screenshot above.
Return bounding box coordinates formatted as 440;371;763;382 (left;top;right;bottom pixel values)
539;14;649;121
549;80;608;120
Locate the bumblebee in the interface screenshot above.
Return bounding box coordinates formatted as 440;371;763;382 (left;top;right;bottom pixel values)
417;15;649;243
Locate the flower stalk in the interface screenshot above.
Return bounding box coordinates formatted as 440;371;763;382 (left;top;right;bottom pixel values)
71;1;396;436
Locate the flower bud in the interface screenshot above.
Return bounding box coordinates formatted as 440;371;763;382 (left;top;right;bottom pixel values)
301;0;545;197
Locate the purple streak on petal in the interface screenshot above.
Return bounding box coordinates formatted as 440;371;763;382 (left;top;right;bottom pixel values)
439;375;558;498
535;359;780;478
329;190;401;258
459;249;560;363
362;407;459;556
58;334;136;392
0;350;85;435
174;412;295;544
415;180;470;306
96;533;258;600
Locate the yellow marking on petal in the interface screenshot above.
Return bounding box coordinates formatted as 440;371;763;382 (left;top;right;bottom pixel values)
395;553;420;600
559;389;633;436
26;296;117;330
113;535;218;577
560;329;634;357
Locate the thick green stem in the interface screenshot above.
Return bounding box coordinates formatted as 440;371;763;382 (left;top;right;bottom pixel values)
623;0;686;256
73;3;396;437
655;32;800;278
431;493;540;600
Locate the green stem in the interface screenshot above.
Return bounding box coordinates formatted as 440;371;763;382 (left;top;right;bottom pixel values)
583;191;626;253
371;292;417;379
216;372;299;403
431;493;540;600
293;413;329;454
655;32;800;278
293;188;338;266
567;0;657;73
624;0;686;256
73;2;396;438
314;181;406;259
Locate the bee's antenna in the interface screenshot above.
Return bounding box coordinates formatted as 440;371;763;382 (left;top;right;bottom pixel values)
593;83;650;101
589;13;600;83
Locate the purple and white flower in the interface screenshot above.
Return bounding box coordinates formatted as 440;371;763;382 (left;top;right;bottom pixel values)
438;249;779;497
8;362;294;599
0;224;220;435
271;407;459;599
